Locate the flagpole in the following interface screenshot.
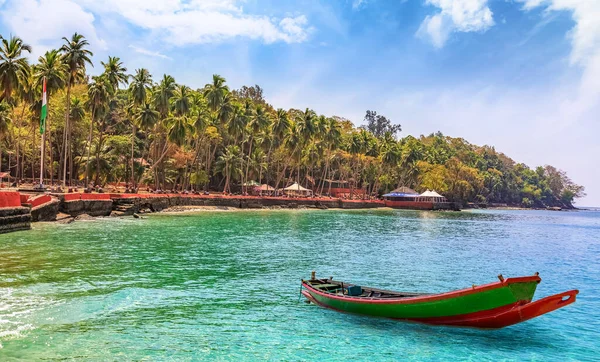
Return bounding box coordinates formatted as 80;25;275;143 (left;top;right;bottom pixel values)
40;131;45;186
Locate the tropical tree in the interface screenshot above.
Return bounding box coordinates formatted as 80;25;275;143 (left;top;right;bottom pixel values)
217;145;242;193
127;68;152;187
85;75;112;185
60;33;93;186
0;101;11;173
0;35;31;103
101;56;128;91
204;74;229;113
33;49;67;184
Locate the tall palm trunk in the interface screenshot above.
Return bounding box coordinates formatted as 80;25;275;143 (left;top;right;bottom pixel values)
131;124;136;188
31;124;36;181
62;82;72;187
244;136;253;193
223;160;230;193
15;101;27;185
95;118;105;186
85;105;95;186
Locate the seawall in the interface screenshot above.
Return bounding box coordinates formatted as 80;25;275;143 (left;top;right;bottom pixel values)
0;192;32;234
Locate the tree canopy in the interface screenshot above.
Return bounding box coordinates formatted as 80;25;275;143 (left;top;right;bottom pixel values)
0;32;585;208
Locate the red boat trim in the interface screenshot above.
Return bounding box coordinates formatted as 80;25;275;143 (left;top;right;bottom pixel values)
302;289;579;329
302;275;541;305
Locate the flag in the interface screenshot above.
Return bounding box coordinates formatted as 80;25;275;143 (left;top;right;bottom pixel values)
40;77;47;134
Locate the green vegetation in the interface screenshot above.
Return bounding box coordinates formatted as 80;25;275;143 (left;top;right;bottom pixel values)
0;33;585;208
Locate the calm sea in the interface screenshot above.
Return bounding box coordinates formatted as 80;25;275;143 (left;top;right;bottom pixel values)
1;209;599;361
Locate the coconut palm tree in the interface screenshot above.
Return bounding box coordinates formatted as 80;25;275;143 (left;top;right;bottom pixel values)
204;74;229;113
33;50;67;184
0;35;31;103
0;101;11;172
14;73;38;182
150;74;176;188
131;103;159;187
294;108;317;184
166;115;192;147
319;117;342;195
129;68;152;106
227;104;247;145
217;144;242;193
172;85;191;117
68;96;85;184
152;75;176;117
244;104;269;192
101;56;128;91
60;33;93;186
85;75;112;185
128;68;153;186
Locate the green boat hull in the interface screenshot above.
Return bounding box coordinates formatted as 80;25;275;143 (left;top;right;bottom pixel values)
303;275;542;318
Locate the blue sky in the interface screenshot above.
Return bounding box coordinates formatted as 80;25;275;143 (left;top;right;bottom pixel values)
1;0;598;205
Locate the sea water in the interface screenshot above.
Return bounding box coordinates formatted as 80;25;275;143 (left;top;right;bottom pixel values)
1;209;599;360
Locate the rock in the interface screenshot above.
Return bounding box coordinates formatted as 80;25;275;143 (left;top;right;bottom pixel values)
56;213;72;221
56;216;75;224
110;211;125;217
75;214;95;221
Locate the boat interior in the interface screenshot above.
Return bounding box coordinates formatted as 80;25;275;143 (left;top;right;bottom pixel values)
307;278;429;299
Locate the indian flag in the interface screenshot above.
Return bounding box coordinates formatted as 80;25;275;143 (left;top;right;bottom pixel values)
40;77;47;135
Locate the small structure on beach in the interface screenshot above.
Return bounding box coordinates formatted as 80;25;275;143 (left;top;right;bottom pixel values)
257;184;275;196
383;187;451;210
417;190;447;203
283;183;313;197
317;179;365;198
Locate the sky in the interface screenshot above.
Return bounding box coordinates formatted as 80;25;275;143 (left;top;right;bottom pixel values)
0;0;598;206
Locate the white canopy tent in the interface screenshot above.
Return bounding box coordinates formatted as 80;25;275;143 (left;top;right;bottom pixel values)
282;182;312;196
418;190;446;202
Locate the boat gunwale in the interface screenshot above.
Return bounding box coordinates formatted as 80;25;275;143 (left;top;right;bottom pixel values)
302;275;541;305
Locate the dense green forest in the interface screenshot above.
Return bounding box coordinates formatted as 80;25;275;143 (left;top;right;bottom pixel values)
0;33;585;208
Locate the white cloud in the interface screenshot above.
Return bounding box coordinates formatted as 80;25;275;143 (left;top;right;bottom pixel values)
417;0;494;48
78;0;310;45
128;45;172;60
1;0;106;58
352;0;366;10
1;0;310;54
517;1;600;123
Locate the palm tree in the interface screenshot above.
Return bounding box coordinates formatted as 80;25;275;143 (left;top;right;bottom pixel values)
68;96;85;184
129;68;152;106
244;104;269;192
152;75;176;117
128;68;152;187
132;103;159;187
14;73;37;182
294;108;317;184
172;85;191;117
0;101;11;173
0;35;31;103
266;108;290;189
34;50;67;184
166;115;192;147
319;117;342;195
150;74;176;189
204;74;229;113
101;56;128;91
227;104;247;144
217;145;242;193
60;33;93;186
85;75;112;185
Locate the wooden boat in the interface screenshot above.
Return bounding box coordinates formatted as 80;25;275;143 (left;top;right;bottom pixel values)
301;273;578;328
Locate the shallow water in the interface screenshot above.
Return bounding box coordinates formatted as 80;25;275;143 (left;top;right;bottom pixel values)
1;209;599;360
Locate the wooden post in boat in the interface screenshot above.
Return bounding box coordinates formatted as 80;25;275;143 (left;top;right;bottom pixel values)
311;271;316;280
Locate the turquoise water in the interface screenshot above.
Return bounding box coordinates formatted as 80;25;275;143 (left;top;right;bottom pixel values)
1;209;599;361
